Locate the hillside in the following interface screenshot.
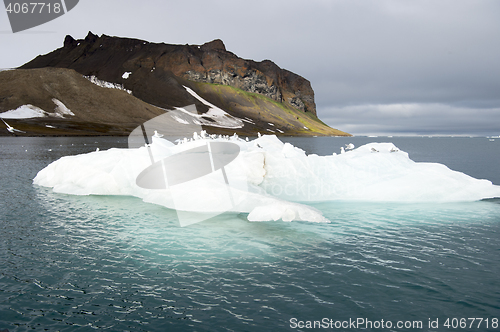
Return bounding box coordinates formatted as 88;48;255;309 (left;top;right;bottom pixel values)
0;32;350;136
0;68;166;135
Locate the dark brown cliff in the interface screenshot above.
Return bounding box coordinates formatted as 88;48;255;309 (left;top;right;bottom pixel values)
1;32;350;137
21;32;317;116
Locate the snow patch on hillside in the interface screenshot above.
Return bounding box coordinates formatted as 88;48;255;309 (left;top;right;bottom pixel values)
85;75;132;94
0;105;47;119
175;86;244;129
0;99;74;119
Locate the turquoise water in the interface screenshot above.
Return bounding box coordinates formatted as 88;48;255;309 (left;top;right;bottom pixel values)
1;137;500;331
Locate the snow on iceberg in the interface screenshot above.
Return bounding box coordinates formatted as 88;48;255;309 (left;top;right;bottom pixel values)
33;135;500;225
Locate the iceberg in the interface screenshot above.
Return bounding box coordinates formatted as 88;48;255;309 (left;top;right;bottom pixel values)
33;134;500;225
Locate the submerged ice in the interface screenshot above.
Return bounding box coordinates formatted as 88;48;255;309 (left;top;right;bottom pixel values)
33;135;500;224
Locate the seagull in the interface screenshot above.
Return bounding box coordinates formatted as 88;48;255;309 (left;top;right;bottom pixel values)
1;118;25;134
345;143;355;150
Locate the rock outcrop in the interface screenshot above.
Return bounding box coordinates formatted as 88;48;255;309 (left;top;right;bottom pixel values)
0;32;350;136
22;32;316;115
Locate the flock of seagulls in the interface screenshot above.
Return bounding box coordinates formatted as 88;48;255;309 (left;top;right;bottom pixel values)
342;144;399;154
3;116;499;144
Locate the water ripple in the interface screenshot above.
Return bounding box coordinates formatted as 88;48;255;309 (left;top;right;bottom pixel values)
2;137;500;331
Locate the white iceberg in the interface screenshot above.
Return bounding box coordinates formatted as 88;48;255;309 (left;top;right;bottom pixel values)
33;135;500;225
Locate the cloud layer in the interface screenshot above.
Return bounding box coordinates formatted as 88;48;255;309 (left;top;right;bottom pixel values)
322;103;500;136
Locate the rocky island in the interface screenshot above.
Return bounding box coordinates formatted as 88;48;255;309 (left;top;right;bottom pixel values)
0;32;350;137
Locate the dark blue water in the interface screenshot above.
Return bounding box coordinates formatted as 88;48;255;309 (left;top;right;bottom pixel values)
1;136;499;331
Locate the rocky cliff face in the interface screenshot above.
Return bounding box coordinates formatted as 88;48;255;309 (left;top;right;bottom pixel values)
22;32;317;115
2;32;349;137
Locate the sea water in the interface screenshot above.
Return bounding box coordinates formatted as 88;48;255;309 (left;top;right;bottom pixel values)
1;136;499;331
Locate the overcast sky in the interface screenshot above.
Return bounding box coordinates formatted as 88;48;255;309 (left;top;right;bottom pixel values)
1;0;499;136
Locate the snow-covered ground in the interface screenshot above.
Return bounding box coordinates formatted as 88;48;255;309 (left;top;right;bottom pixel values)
52;98;75;117
33;134;500;225
84;75;132;94
0;99;74;119
182;86;244;129
0;105;46;119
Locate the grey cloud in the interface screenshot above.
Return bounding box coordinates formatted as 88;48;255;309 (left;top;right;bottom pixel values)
320;104;500;136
